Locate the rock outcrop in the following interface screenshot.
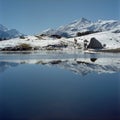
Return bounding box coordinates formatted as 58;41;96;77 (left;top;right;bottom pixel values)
87;37;103;49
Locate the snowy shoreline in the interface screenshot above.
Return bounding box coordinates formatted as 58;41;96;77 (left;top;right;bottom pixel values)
0;30;120;53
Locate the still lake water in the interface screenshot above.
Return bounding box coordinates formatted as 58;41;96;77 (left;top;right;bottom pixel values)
0;51;120;120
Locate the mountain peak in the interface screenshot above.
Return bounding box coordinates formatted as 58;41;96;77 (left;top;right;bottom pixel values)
40;18;120;37
79;17;91;23
0;24;8;31
0;24;24;39
68;18;91;26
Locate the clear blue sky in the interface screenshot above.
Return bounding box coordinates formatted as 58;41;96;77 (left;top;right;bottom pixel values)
0;0;120;35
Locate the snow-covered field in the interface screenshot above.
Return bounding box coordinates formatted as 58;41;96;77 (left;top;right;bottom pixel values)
0;30;120;51
76;31;120;49
0;36;60;49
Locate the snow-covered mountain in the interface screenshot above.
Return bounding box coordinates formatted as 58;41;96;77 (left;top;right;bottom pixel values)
0;30;120;51
0;24;8;31
0;18;120;51
0;24;24;40
41;18;120;37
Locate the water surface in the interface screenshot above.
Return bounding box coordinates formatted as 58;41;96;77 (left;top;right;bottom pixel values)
0;52;120;120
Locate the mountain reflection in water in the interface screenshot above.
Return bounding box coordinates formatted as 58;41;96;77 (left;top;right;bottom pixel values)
0;52;120;120
0;56;120;75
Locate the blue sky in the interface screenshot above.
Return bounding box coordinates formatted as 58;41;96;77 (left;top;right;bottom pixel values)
0;0;119;35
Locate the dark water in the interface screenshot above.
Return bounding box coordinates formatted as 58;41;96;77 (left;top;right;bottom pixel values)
0;52;120;120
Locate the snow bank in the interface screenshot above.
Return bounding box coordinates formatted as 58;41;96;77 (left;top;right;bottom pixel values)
0;31;120;50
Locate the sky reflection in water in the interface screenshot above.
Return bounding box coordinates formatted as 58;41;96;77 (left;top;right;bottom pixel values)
0;52;120;120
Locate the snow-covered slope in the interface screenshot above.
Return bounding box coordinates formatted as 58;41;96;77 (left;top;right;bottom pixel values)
40;18;120;37
0;30;120;50
74;31;120;49
0;24;24;39
0;35;61;49
0;18;120;51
